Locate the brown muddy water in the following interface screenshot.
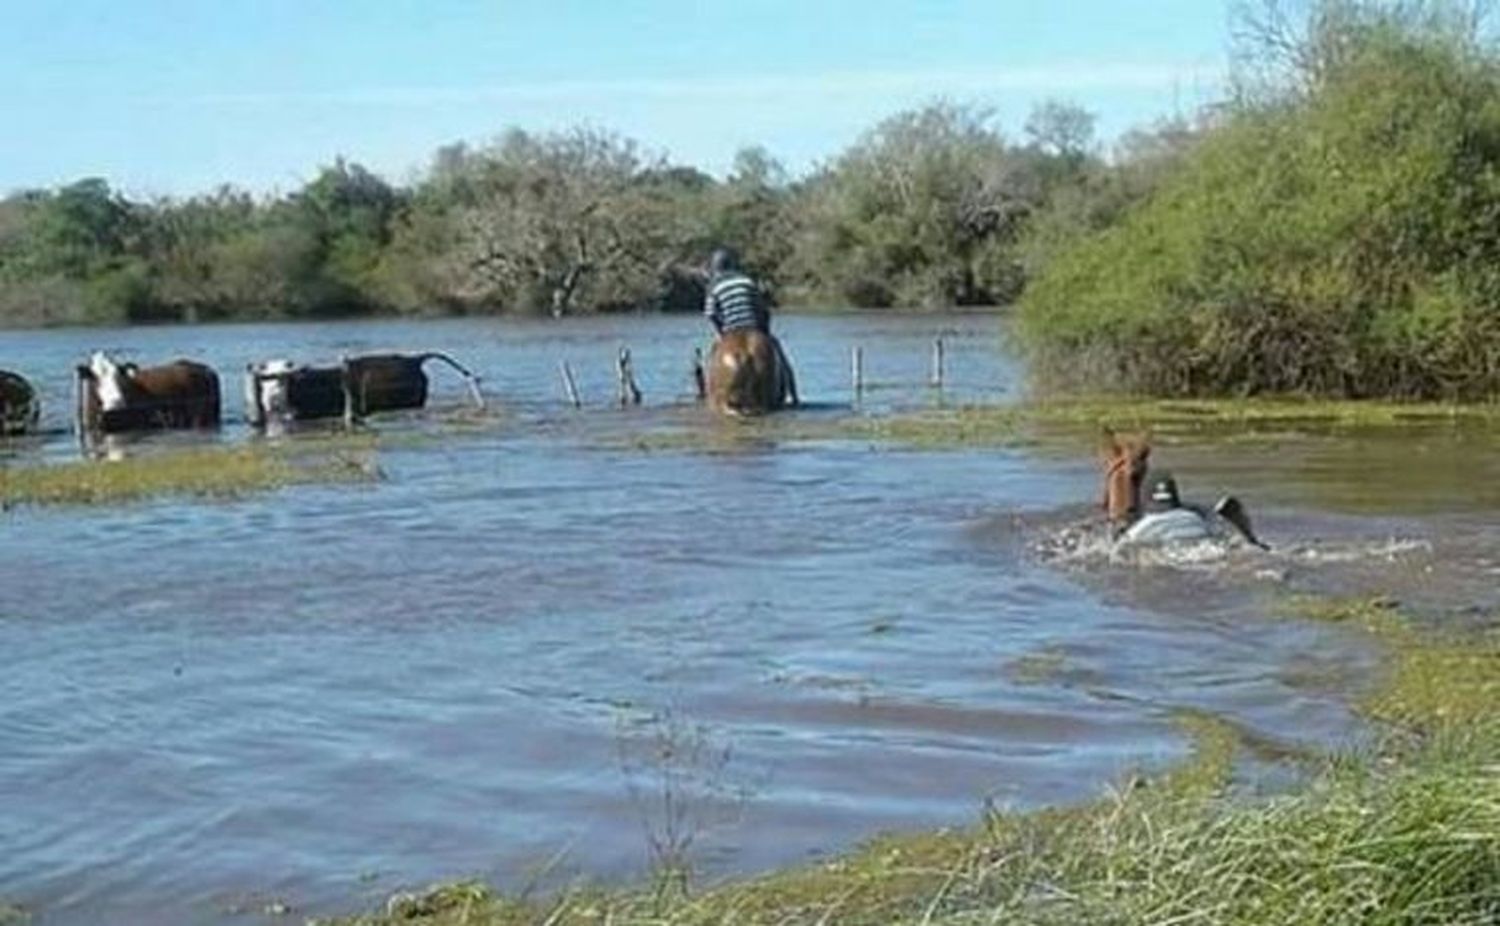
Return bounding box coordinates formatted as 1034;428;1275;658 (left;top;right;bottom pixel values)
1;314;1495;925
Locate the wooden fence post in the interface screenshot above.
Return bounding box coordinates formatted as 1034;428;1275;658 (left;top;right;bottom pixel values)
617;347;642;406
559;360;582;408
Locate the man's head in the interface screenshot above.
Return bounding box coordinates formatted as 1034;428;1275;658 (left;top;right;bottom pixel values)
1145;472;1181;512
709;246;741;278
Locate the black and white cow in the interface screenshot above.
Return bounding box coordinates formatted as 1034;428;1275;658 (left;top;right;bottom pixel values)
246;352;483;426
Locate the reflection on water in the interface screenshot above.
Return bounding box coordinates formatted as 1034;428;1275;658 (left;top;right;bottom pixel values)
0;314;1493;925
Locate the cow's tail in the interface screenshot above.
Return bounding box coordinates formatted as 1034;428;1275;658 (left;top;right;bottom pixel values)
418;352;486;410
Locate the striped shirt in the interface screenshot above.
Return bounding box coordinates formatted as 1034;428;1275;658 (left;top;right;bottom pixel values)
704;273;768;333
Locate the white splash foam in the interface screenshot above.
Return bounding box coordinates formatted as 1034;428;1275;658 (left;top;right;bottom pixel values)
1031;523;1432;575
1289;538;1433;563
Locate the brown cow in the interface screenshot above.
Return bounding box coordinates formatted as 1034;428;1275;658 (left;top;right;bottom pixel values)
1;369;39;436
82;351;220;433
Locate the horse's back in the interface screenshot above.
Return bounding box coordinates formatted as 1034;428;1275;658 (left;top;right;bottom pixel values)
708;329;784;415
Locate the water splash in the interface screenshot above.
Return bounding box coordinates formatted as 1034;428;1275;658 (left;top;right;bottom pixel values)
1031;517;1432;576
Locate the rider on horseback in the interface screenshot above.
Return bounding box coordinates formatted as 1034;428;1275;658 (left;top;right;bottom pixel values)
704;247;799;405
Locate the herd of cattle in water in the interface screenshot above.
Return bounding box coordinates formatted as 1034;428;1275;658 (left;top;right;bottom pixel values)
0;351;488;439
0;328;799;439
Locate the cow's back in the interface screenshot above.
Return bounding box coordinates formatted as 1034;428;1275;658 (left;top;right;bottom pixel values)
120;360;221;428
347;355;428;413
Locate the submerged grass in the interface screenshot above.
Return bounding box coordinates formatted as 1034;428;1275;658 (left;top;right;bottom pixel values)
0;439;380;507
612;396;1500;455
331;599;1500;926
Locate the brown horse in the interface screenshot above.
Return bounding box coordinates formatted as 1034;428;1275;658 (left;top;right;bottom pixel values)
1100;427;1152;531
704;330;796;416
82;351;221;433
1;369;39;436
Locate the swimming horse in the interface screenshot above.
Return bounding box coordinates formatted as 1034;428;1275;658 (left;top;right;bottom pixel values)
1099;428;1269;550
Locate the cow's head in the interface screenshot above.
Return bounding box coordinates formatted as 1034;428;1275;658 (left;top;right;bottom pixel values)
254;359;298;419
88;351;130;411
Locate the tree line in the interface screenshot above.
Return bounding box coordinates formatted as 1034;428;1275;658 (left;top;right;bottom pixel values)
0;98;1162;327
7;1;1495;400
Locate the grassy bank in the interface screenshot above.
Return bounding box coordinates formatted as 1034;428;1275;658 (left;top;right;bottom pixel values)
329;597;1500;926
0;439;380;507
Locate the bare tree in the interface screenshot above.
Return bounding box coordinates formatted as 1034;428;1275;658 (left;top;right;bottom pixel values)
1231;0;1495;101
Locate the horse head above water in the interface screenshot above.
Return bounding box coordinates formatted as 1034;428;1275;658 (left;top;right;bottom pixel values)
1100;427;1151;531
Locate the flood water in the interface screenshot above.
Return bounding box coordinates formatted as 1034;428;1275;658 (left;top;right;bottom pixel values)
2;314;1496;925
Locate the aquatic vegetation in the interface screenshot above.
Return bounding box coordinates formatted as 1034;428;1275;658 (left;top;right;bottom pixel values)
0;440;380;507
331;599;1500;925
612;396;1500;455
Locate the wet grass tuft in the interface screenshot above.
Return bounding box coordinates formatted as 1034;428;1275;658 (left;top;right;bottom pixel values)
330;599;1500;926
0;440;380;508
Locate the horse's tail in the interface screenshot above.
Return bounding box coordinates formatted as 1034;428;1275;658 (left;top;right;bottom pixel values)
721;348;755;415
417;352;485;410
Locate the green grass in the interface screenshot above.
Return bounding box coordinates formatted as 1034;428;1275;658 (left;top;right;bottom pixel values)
611;396;1500;455
325;598;1500;926
0;440;380;507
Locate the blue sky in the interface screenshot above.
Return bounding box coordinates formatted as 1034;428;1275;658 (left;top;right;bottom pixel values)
2;1;1230;197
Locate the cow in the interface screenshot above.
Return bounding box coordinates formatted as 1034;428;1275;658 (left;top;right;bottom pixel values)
245;352;483;426
79;351;221;433
0;369;40;436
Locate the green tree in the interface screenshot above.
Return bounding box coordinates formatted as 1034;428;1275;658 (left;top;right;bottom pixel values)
792;102;1038;307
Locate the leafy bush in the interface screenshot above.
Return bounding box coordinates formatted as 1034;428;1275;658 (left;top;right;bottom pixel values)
1019;2;1500;399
